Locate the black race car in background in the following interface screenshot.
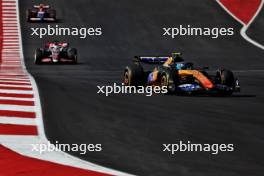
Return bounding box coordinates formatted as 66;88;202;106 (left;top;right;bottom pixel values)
34;41;78;64
26;4;56;22
124;53;240;95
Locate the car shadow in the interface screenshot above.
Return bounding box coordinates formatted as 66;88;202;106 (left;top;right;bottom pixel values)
28;19;63;23
168;93;256;98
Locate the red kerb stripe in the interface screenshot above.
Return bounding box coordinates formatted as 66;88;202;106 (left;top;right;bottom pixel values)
0;124;38;135
0;110;35;118
0;100;34;106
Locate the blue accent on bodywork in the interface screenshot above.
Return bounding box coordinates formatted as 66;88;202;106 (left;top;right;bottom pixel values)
175;62;194;70
139;57;169;63
177;84;201;92
37;11;45;19
176;63;184;70
147;72;154;83
214;84;232;91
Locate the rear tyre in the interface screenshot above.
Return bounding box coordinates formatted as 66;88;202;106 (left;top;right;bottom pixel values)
124;63;144;86
26;9;31;22
220;70;235;87
34;48;43;64
217;69;235;95
47;9;56;21
67;48;78;64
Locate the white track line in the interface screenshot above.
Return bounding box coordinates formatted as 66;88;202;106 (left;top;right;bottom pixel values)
2;14;17;17
3;36;18;39
3;21;18;24
2;55;20;57
1;59;20;60
2;3;15;5
2;39;19;41
0;79;29;82
2;10;16;13
0;78;29;81
0;104;35;112
0;81;30;85
2;7;16;9
0;97;34;101
0;63;21;67
0;117;36;125
1;56;20;57
3;27;18;29
2;49;20;51
3;43;19;45
0;74;27;77
0;83;32;88
0;73;26;76
3;29;19;31
0;89;33;94
216;0;264;50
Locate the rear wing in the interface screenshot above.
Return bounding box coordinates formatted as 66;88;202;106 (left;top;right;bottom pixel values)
44;42;69;48
133;56;169;64
34;5;50;8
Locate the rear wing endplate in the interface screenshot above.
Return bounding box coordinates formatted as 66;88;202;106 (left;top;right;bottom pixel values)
133;56;169;64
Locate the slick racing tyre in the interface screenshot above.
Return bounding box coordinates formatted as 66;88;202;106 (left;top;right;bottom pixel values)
34;48;43;64
124;63;144;86
47;9;56;20
26;9;31;22
160;68;178;93
220;69;235;87
218;69;235;95
67;48;78;64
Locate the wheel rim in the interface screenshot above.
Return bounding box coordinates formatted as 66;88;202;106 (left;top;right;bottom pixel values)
124;72;130;85
161;75;167;86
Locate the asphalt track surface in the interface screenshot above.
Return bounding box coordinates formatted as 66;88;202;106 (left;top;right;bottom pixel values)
19;0;264;176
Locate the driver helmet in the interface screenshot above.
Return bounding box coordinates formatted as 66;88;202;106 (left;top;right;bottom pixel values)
39;4;44;11
172;52;184;62
175;62;193;70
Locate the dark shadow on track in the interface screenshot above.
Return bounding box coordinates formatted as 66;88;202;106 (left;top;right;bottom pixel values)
168;94;257;98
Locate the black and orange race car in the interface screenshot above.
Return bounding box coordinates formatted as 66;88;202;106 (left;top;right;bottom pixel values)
34;41;77;64
123;53;240;95
26;4;56;22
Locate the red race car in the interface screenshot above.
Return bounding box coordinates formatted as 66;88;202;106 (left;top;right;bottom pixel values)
34;41;78;64
26;4;56;22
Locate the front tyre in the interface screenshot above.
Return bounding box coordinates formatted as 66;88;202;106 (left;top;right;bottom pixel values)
67;48;78;64
34;48;43;64
160;68;178;93
47;9;56;21
26;9;31;22
220;70;235;87
217;69;235;95
124;63;144;86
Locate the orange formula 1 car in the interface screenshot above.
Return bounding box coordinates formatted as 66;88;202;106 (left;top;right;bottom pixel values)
123;53;240;95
